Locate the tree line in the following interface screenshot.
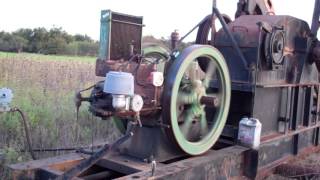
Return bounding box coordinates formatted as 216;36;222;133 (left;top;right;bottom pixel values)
0;27;99;56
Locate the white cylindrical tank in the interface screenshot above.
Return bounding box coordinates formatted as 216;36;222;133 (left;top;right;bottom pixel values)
238;117;262;149
103;71;134;96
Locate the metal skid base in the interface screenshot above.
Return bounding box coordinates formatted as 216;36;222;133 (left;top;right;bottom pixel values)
9;135;320;180
9;146;249;180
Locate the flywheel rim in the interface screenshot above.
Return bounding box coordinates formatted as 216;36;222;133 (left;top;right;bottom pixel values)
163;45;231;155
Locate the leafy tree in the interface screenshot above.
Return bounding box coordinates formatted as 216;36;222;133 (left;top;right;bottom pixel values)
11;35;28;52
0;32;27;52
74;34;93;42
0;27;99;56
45;36;67;54
30;28;48;53
0;27;193;57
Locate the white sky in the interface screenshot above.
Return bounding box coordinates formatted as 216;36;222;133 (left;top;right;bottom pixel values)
0;0;316;41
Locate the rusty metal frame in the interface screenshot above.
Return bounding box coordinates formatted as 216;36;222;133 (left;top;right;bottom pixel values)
9;119;320;180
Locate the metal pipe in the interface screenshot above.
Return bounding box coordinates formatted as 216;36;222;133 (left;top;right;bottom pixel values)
11;107;36;160
19;145;102;153
311;0;320;36
211;0;217;46
212;0;217;8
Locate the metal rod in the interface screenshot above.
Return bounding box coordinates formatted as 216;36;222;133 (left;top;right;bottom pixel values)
11;107;36;160
19;146;102;153
20;148;78;152
212;7;249;69
55;132;133;180
211;0;217;46
212;0;217;8
178;17;210;44
311;0;320;36
256;83;320;88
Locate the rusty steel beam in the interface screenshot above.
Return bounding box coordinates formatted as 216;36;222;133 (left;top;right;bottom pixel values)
96;154;156;175
9;144;320;180
311;0;320;36
55;132;133;180
261;123;320;144
9;153;88;180
116;146;249;180
257;83;320;88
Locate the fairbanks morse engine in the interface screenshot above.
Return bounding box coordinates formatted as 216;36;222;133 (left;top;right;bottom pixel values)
75;0;320;165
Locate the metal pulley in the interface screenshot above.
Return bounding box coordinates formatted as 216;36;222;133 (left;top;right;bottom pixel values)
195;14;232;72
264;27;285;68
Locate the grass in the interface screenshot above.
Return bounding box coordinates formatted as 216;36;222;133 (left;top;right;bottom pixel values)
0;52;120;178
0;51;96;63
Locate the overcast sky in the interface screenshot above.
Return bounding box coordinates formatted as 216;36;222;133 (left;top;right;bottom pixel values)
0;0;316;40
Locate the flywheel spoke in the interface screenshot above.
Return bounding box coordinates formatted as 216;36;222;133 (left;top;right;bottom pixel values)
177;91;196;105
200;110;208;136
180;110;195;137
188;64;196;81
189;61;201;84
203;62;216;88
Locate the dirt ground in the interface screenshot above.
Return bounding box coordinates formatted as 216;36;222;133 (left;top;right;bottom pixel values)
264;150;320;180
265;174;291;180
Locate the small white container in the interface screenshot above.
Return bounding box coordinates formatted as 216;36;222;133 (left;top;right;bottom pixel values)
238;117;262;149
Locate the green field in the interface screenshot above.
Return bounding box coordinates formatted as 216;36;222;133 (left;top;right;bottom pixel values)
0;52;119;178
0;51;96;63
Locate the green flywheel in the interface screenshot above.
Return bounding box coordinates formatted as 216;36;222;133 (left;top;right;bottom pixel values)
142;43;170;60
162;45;231;155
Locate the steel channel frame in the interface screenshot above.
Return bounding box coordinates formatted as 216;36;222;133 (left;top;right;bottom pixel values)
9;118;320;180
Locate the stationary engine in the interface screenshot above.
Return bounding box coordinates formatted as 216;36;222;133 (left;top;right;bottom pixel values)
76;3;320;163
74;10;231;160
9;1;320;179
